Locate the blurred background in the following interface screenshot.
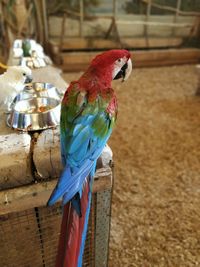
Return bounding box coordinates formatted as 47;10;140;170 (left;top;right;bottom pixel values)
1;1;200;267
0;0;200;67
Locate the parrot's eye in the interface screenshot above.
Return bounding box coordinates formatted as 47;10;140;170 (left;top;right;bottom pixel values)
23;73;26;76
117;59;122;63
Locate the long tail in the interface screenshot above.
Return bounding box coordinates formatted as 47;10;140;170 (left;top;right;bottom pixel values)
55;177;92;267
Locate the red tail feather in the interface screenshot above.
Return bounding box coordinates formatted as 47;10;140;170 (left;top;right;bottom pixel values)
55;180;90;267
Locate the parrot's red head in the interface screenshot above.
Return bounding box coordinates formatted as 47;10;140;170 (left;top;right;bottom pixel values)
90;49;132;84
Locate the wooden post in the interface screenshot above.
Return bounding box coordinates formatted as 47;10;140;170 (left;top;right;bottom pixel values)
41;0;49;51
145;0;152;48
105;0;121;44
0;1;8;61
195;64;200;96
14;0;28;37
59;12;67;52
173;0;182;36
33;0;44;44
79;0;84;37
113;0;117;19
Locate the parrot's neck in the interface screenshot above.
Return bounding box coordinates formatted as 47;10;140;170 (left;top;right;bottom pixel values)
79;66;113;90
77;66;117;114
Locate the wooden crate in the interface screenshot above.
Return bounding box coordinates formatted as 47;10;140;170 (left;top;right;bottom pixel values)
0;166;113;267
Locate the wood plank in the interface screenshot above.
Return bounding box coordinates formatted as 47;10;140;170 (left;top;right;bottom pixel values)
49;37;183;50
0;131;32;190
33;128;63;180
55;48;200;72
33;128;112;180
0;167;112;215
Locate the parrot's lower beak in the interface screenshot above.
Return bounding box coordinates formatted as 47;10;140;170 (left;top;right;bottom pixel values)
25;75;33;84
113;58;132;82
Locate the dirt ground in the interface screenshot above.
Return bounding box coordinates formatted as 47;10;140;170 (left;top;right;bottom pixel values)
63;64;200;267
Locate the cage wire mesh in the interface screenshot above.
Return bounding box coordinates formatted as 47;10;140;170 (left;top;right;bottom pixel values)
0;189;112;267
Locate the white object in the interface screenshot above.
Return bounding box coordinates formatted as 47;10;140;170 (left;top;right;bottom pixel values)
0;66;32;111
8;39;52;68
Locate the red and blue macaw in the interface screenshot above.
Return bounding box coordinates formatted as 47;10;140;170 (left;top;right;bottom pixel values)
47;49;132;267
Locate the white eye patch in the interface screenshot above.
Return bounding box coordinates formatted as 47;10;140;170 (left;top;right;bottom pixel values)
112;57;128;80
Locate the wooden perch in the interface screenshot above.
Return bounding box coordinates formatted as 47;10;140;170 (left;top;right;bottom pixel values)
17;3;34;36
33;0;44;44
0;167;112;215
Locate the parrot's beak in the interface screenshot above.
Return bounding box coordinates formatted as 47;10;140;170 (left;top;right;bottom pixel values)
113;58;132;82
122;58;132;82
25;75;33;83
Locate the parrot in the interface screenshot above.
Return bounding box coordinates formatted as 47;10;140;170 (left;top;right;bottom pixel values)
0;65;32;111
47;49;132;267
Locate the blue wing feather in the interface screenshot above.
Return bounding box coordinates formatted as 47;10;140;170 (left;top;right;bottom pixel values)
74;114;94;125
70;138;90;162
68;125;91;154
48;138;108;206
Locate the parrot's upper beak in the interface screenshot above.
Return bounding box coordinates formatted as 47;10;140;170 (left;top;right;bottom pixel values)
122;58;132;81
25;75;33;84
113;58;132;82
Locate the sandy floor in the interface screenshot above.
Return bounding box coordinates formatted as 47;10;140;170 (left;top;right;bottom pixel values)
63;64;200;267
